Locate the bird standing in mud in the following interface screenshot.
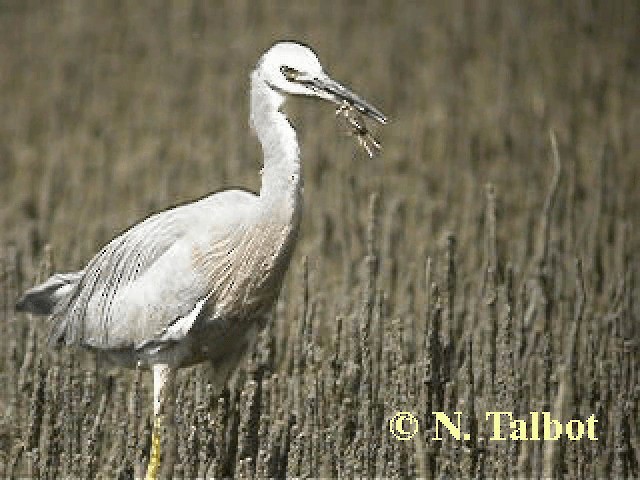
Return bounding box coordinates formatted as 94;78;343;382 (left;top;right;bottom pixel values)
17;41;386;479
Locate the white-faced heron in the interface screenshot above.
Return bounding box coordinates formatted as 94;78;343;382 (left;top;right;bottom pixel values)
16;41;386;478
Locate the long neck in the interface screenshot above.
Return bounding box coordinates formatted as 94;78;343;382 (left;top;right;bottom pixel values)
250;72;303;214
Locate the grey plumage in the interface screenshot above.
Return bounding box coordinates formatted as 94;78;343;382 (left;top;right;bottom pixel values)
16;271;84;315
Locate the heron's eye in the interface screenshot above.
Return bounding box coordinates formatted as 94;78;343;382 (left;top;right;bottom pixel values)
280;66;300;82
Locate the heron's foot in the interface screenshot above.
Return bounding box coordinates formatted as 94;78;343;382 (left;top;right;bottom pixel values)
145;415;163;480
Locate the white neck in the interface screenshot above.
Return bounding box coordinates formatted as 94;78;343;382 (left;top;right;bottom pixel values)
250;71;303;214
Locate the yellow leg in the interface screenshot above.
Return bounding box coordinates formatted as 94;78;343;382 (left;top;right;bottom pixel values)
145;415;163;480
145;364;174;480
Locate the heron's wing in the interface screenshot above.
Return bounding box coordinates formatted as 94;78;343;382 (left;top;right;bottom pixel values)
51;190;257;349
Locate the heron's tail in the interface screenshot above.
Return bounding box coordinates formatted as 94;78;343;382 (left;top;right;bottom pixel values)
16;271;84;315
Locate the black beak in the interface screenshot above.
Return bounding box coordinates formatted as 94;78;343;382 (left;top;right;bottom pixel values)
298;73;387;124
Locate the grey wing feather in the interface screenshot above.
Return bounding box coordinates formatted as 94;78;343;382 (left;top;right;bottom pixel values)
135;294;211;353
16;271;85;315
50;190;257;349
51;208;189;347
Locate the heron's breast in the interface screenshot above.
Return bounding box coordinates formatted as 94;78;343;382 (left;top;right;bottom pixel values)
191;220;300;317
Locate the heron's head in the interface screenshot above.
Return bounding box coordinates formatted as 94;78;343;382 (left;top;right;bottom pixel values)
256;41;387;125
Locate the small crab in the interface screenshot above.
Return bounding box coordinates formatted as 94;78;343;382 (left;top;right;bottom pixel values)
336;101;382;158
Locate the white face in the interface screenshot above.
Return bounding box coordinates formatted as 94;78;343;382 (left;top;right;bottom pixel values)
257;42;325;96
256;41;387;125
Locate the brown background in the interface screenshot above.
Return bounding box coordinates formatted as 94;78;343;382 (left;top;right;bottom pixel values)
0;1;638;478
